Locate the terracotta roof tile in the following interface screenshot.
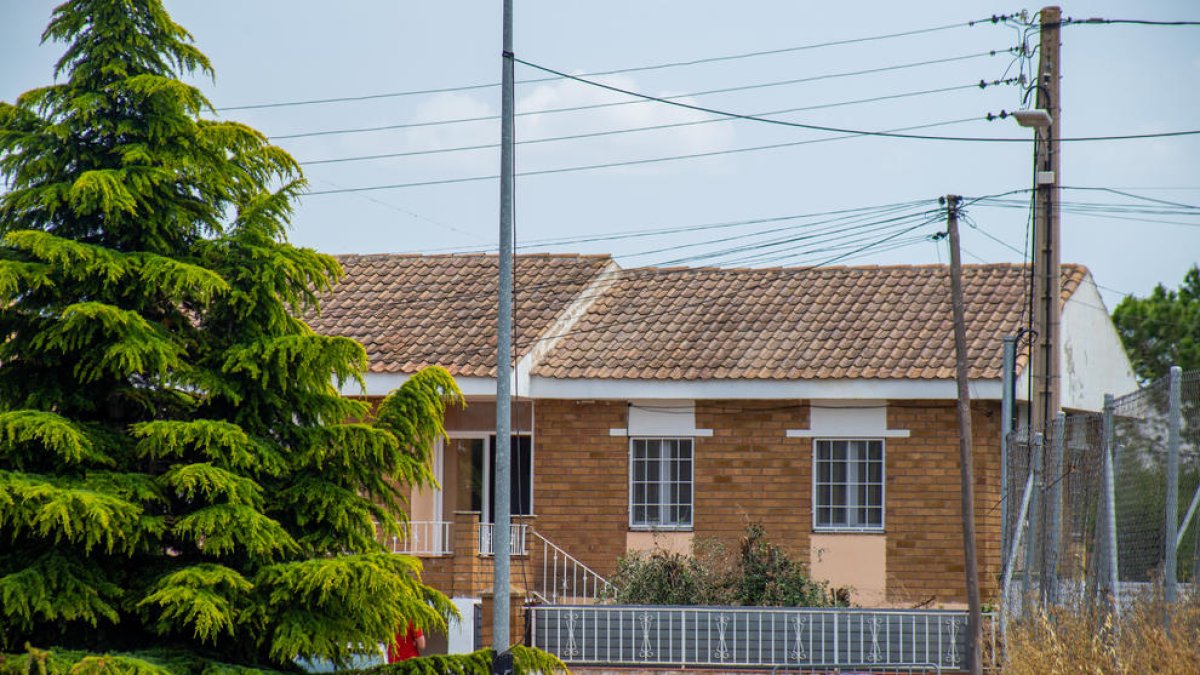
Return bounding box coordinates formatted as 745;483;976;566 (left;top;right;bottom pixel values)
307;253;612;377
532;263;1089;381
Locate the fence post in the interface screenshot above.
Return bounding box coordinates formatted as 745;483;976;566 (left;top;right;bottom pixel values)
1102;393;1121;618
1044;413;1065;607
1165;366;1182;619
1001;335;1017;570
1022;433;1045;606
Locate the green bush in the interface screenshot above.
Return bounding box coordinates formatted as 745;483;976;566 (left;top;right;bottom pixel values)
607;523;848;607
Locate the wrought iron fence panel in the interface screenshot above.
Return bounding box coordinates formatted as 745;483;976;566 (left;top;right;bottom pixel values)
529;605;984;671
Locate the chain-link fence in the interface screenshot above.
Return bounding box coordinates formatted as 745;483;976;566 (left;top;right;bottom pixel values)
1001;368;1200;621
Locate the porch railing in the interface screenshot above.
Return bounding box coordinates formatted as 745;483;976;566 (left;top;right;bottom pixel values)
386;520;453;556
478;522;529;556
529;530;615;604
529;605;995;672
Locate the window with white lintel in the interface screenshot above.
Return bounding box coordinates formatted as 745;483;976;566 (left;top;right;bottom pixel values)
629;438;693;530
813;438;885;532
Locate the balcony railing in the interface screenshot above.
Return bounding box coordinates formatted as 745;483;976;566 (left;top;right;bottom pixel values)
385;520;453;556
478;522;529;556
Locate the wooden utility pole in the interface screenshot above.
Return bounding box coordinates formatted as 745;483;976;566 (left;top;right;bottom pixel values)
946;195;983;675
1031;6;1062;437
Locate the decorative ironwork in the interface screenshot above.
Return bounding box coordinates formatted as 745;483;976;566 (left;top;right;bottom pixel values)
867;615;883;663
638;612;655;659
789;615;808;662
944;616;961;666
564;611;580;657
713;613;731;661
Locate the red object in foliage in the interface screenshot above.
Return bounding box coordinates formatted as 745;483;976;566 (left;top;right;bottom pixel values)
387;622;424;662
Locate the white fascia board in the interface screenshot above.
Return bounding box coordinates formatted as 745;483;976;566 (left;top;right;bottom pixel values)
528;377;1003;401
345;373;499;398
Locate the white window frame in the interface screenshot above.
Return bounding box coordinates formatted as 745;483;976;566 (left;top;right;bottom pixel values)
811;438;886;533
628;437;694;531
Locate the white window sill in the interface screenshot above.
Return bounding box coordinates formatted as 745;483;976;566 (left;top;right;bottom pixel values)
813;527;886;535
629;525;694;532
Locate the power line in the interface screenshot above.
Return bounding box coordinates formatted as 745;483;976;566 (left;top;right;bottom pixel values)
303;117;981;195
298;81;1018;166
514;57;1200;143
273;51;1011;141
1062;18;1200;27
215;18;997;112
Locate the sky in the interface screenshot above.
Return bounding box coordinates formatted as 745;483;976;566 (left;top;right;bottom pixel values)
2;1;1198;314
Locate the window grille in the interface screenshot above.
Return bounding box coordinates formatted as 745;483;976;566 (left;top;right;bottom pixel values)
630;438;693;529
814;439;884;531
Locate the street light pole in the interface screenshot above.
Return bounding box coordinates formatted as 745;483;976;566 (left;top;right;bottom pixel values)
493;0;515;656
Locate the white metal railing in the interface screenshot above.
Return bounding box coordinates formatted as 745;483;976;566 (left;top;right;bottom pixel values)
530;530;615;605
529;605;996;672
386;520;453;556
478;522;529;556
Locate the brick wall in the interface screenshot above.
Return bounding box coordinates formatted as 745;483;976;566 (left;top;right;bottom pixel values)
529;397;1003;608
886;400;1003;605
693;401;811;558
532;400;631;577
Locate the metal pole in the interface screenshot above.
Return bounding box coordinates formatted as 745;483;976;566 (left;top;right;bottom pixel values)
1023;433;1044;606
1001;469;1036;638
1044;413;1065;607
945;195;982;675
1102;394;1121;618
493;0;515;653
1165;366;1181;615
1000;335;1017;571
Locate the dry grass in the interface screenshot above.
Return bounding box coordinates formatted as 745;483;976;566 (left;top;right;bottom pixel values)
998;588;1200;674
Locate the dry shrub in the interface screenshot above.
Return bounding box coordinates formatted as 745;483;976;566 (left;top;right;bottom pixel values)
999;587;1200;674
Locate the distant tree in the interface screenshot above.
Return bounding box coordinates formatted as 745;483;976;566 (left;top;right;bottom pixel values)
0;1;555;672
1112;265;1200;382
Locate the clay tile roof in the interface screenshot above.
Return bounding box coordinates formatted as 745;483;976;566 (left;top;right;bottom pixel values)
532;263;1090;381
307;253;613;376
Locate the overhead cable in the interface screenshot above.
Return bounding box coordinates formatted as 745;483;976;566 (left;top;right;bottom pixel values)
514;57;1200;143
274;52;1011;141
304;115;979;193
216;18;997;112
298;80;1019;166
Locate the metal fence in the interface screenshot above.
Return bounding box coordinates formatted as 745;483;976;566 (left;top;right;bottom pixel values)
1002;367;1200;620
529;605;994;672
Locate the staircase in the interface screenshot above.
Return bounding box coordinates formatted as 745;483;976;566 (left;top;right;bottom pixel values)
526;530;615;605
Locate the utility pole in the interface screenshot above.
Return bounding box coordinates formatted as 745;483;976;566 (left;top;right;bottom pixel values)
493;0;515;659
946;195;983;675
1030;6;1062;437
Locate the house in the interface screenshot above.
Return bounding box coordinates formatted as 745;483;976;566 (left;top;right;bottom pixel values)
308;253;1135;645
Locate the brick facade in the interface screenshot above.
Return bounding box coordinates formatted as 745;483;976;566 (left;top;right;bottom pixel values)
885;400;1003;605
405;397;1003;610
526;397;1002;607
530;399;630;577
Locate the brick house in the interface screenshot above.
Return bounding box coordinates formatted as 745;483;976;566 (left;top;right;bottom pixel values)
309;253;1135;645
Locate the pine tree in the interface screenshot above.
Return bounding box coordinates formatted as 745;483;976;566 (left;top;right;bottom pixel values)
0;1;507;671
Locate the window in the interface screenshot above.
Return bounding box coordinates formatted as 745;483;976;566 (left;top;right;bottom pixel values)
629;438;693;529
813;439;884;531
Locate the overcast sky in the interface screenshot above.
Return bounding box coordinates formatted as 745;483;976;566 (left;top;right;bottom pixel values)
2;1;1198;313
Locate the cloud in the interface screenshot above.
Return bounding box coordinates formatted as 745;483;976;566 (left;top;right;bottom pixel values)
514;73;736;175
377;74;736;177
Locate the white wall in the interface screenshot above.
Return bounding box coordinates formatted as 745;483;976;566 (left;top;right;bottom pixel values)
1060;273;1137;410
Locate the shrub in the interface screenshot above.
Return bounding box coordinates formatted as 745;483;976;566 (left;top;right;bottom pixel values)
608;523;847;607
